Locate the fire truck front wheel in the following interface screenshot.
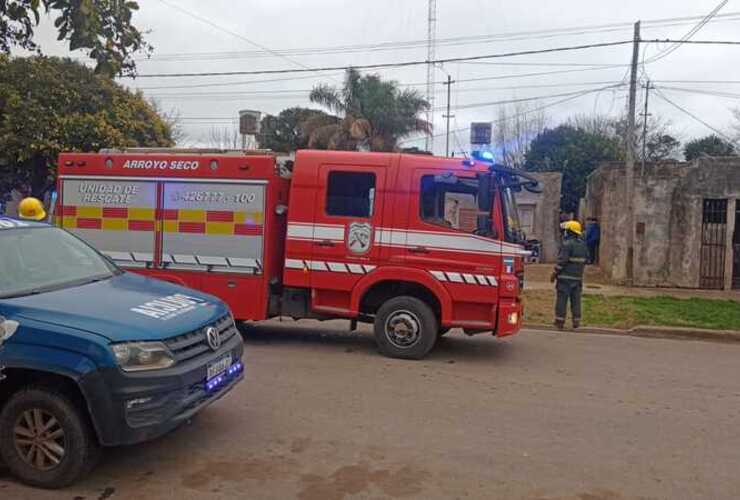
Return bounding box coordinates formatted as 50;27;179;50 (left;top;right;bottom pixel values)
374;296;438;360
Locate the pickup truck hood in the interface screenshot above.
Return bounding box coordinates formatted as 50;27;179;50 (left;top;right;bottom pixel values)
1;272;227;342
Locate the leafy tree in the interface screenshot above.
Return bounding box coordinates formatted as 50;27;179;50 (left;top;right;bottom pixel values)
309;68;431;151
645;133;681;161
524;125;623;212
257;107;339;152
683;134;736;161
1;0;149;76
0;56;173;199
567;113;680;161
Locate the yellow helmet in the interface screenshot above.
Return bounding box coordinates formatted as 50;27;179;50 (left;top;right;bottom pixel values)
562;220;583;236
18;197;47;221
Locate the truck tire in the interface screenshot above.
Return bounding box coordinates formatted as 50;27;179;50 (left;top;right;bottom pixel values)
374;296;438;360
0;387;101;489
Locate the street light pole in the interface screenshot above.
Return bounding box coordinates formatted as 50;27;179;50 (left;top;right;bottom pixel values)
443;74;455;157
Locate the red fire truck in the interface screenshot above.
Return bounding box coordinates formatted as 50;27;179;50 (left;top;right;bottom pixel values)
55;149;538;359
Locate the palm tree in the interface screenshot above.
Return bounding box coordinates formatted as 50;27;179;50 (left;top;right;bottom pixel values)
308;68;432;152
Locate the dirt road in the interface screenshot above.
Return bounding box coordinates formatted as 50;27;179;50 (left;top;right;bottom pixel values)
3;322;739;500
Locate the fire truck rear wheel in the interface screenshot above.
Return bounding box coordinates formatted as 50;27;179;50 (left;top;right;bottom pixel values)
374;296;438;360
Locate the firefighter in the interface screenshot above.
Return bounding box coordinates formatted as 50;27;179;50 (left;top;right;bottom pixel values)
551;220;588;330
17;197;47;221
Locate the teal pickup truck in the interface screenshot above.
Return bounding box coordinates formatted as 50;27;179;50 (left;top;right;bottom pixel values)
0;218;244;488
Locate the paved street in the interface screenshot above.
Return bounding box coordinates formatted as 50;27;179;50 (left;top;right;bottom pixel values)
2;322;739;500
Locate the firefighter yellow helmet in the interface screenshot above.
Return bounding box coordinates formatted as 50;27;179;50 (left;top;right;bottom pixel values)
18;197;47;221
562;220;583;236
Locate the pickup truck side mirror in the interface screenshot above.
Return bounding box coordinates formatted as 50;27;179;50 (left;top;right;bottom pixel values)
0;317;19;346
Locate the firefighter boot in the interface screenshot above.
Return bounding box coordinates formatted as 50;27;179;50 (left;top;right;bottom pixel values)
573;319;580;329
554;319;565;330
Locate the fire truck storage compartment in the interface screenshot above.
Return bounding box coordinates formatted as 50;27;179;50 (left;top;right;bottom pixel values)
58;176;268;320
59;178;158;267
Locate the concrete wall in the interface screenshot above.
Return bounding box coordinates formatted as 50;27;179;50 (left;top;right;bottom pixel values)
516;172;562;262
585;157;740;289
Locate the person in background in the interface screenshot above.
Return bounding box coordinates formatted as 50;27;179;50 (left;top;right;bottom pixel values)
551;220;588;330
16;197;47;221
585;217;601;265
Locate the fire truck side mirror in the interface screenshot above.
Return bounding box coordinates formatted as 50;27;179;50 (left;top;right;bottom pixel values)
478;173;493;212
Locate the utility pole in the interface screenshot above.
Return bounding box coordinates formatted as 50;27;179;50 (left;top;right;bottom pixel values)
641;79;654;172
425;0;437;153
624;21;640;286
443;75;455;157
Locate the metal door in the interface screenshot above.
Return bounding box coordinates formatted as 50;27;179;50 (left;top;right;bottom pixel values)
699;199;728;290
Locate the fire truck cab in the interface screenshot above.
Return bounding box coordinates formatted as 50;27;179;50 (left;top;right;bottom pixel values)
56;149;537;359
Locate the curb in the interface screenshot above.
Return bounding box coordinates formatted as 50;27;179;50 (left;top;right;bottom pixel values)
526;323;740;343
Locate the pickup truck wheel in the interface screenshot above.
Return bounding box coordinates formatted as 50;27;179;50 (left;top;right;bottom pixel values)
0;387;101;489
374;296;438;360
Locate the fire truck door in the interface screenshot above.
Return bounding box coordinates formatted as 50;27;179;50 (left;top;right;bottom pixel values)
309;165;386;297
408;169;500;310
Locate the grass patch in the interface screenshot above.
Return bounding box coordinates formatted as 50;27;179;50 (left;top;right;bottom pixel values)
523;290;740;330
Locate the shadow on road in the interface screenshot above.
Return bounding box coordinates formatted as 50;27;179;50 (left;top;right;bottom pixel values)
239;320;517;364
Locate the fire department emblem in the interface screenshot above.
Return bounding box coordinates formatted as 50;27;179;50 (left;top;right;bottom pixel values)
347;222;373;255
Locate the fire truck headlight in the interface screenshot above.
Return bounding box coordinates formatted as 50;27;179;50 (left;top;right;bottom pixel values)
507;312;519;325
111;342;175;372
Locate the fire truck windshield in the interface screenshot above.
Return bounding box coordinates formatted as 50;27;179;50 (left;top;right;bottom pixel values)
502;187;525;243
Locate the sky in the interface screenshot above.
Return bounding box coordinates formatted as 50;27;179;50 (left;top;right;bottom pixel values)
24;0;740;154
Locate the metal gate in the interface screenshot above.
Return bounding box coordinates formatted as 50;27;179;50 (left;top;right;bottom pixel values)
700;199;728;290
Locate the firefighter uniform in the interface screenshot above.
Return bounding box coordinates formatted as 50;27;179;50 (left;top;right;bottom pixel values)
552;223;588;329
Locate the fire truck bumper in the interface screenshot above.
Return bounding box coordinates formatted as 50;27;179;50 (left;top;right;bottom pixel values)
496;298;523;338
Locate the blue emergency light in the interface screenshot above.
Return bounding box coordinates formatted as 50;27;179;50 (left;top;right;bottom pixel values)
471;150;495;163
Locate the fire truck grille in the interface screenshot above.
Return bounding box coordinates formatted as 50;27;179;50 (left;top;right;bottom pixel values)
164;315;238;363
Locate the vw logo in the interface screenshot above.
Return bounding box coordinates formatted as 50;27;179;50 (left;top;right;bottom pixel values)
205;326;221;351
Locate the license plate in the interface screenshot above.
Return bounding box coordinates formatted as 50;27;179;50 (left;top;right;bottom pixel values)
207;355;232;381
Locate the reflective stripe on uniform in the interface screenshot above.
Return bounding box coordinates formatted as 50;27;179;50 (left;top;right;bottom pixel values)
557;275;583;281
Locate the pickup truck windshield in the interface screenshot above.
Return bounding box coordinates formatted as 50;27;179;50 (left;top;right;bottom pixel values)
0;227;118;299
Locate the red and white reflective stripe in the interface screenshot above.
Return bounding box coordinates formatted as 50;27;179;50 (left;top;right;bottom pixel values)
285;259;376;274
430;270;498;287
287;223;345;242
286;223;529;256
104;251;262;273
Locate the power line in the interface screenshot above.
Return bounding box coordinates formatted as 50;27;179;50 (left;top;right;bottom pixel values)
134;72;346;91
125;39;740;79
656;85;740;100
147;80;626;100
643;1;728;64
135;65;628;92
433;84;625;111
652;89;739;146
125;39;637;78
135;12;740;62
399;84;618;145
154;0;339;83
